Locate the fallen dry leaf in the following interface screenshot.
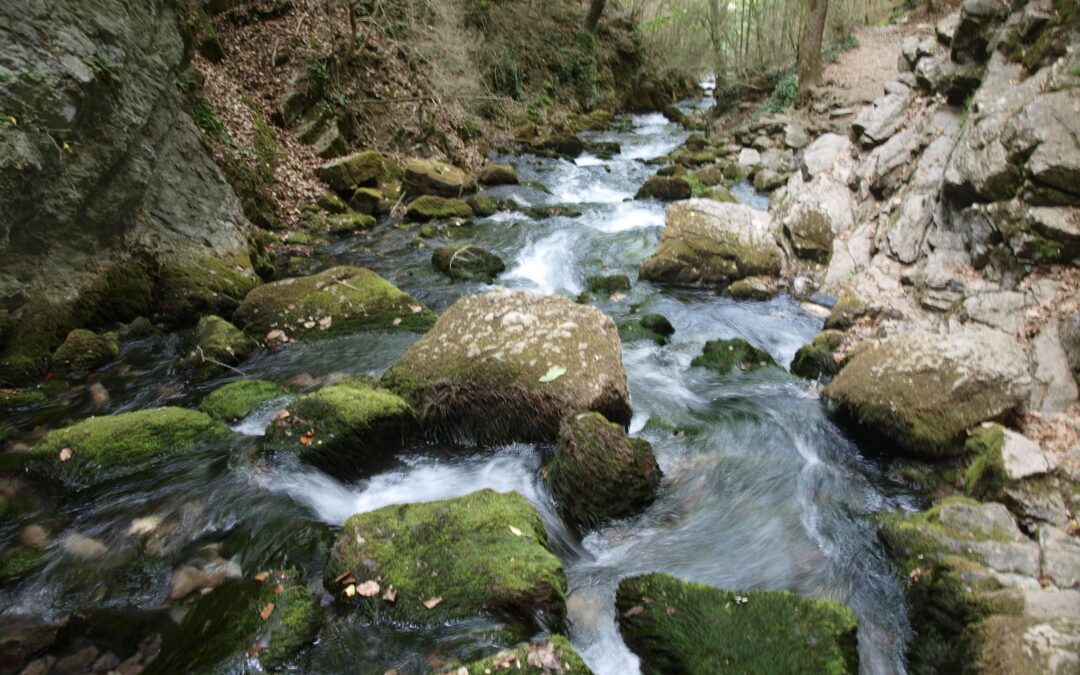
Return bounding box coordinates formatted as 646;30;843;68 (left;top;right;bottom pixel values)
622;605;645;618
491;650;518;668
299;432;315;445
255;571;270;582
526;640;561;670
59;447;72;462
422;597;442;610
356;580;380;597
274;584;284;595
260;603;275;619
344;584;357;597
382;586;397;603
666;605;676;617
276;409;291;420
392;317;402;326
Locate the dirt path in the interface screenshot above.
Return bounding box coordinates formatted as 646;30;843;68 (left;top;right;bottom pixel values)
822;22;909;108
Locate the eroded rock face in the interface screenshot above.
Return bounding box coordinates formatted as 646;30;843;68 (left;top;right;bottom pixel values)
0;0;256;385
825;328;1031;456
381;289;631;444
639;199;782;289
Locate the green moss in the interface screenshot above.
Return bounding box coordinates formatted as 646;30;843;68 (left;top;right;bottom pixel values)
406;195;474;222
616;573;857;674
285;230;312;245
27;408;229;490
0;380;66;409
183;314;256;376
542;412;661;532
259;572;323;669
323;489;566;632
233;266;437;340
0;547;49;582
457;635;593;674
466;194;499;217
432;245;506;283
964;425;1007;501
0;422;14;443
790;330;844;380
317;190;348;214
50;329;119;375
326;212;377;234
261;384;415;476
824;295;867;330
586;274;631;293
691;338;776;372
200;379;287;421
619;321;670;346
154;254;260;324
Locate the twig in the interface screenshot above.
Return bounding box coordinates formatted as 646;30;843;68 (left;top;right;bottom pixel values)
195;346;248;377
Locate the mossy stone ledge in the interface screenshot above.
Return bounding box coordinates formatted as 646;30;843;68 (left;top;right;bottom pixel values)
260;382;416;477
199;379;287;422
380;289;631;444
233;266;436;342
542;411;662;533
26;408;229;490
616;573;858;674
323;489;566;633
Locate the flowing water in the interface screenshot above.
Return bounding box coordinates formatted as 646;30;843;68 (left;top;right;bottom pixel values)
1;99;916;674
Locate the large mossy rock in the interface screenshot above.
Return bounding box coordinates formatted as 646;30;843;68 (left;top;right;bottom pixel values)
50;329;119;376
477;163;519;186
199;379;287;422
790;330;845;380
616;573;858;674
543;412;661;533
639;199;782;289
323;489;566;631
824;328;1031;456
182;314;256;377
403;159;477;198
691;338;776;373
635;176;691;201
315;150;396;192
431;244;505;283
261;382;415;477
405;196;473;222
26;408;228;490
381;289;631;444
233;266;436;341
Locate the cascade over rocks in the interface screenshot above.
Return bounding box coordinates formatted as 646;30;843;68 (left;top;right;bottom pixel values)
0;0;258;385
381;289;631;444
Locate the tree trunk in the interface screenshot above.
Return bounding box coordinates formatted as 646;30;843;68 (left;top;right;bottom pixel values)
798;0;829;100
585;0;606;32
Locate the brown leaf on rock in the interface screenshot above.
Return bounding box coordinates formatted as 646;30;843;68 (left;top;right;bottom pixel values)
356;580;380;597
666;605;676;617
276;409;291;420
260;602;275;619
382;586;397;603
422;596;442;610
622;605;645;618
254;571;270;582
526;640;561;670
59;447;73;462
274;583;284;595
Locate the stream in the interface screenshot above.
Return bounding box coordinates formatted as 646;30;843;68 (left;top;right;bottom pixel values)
1;92;916;674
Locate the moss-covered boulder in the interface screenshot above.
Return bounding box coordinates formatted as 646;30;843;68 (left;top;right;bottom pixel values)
727;276;775;300
381;289;631;444
691;165;725;186
325;212;377;234
233;266;436;341
323;489;565;632
154;254;261;323
457;636;592;674
347;187;385;215
790;330;844;380
703;185;737;203
635;176;692;201
261;383;415;477
616;573;858;674
692;338;776;372
639;199;782;289
199;379;287;422
431;244;505;283
824;328;1032;456
405;196;474;222
315;150;393;192
543;412;661;532
50;329;119;376
586;274;631;294
477;163;519;186
147;571;321;674
403;158;477;198
618;313;675;346
182;315;256;377
466;194;499;217
26;408;228;490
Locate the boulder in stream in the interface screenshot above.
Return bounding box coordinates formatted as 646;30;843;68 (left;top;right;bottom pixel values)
199;379;287;422
789;330;844;380
261;381;416;477
323;489;565;633
639;199;782;290
692;338;776;373
26;408;228;490
825;328;1031;457
381;289;631;444
50;329;120;376
405;195;474;222
635;175;692;201
431;244;505;283
616;573;858;674
233;266;436;342
182;315;256;378
618;313;675;346
477;163;519;186
403;158;477;198
543;412;661;533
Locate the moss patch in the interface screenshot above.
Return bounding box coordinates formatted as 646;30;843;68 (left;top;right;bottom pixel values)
406;195;474;222
586;274;631;294
261;384;415;477
154;254;260;324
964;425;1007;501
324;489;566;633
27;408;228;490
200;379;287;421
691;338;776;373
182;315;256;377
233;266;436;341
790;330;844;380
50;329;119;376
616;573;858;674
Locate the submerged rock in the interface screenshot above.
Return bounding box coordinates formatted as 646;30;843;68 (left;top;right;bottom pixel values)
692;338;776;373
26;408;228;490
323;489;565;632
381;289;631;444
825;328;1031;456
199;379;287;422
616;573;858;674
261;382;415;477
431;244;505;283
51;329;119;376
233;266;436;342
543;412;661;533
618;313;675;346
639;199;782;290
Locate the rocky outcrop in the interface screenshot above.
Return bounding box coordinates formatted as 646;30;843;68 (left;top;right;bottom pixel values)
380;289;631;444
0;0;259;385
639;199;783;289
